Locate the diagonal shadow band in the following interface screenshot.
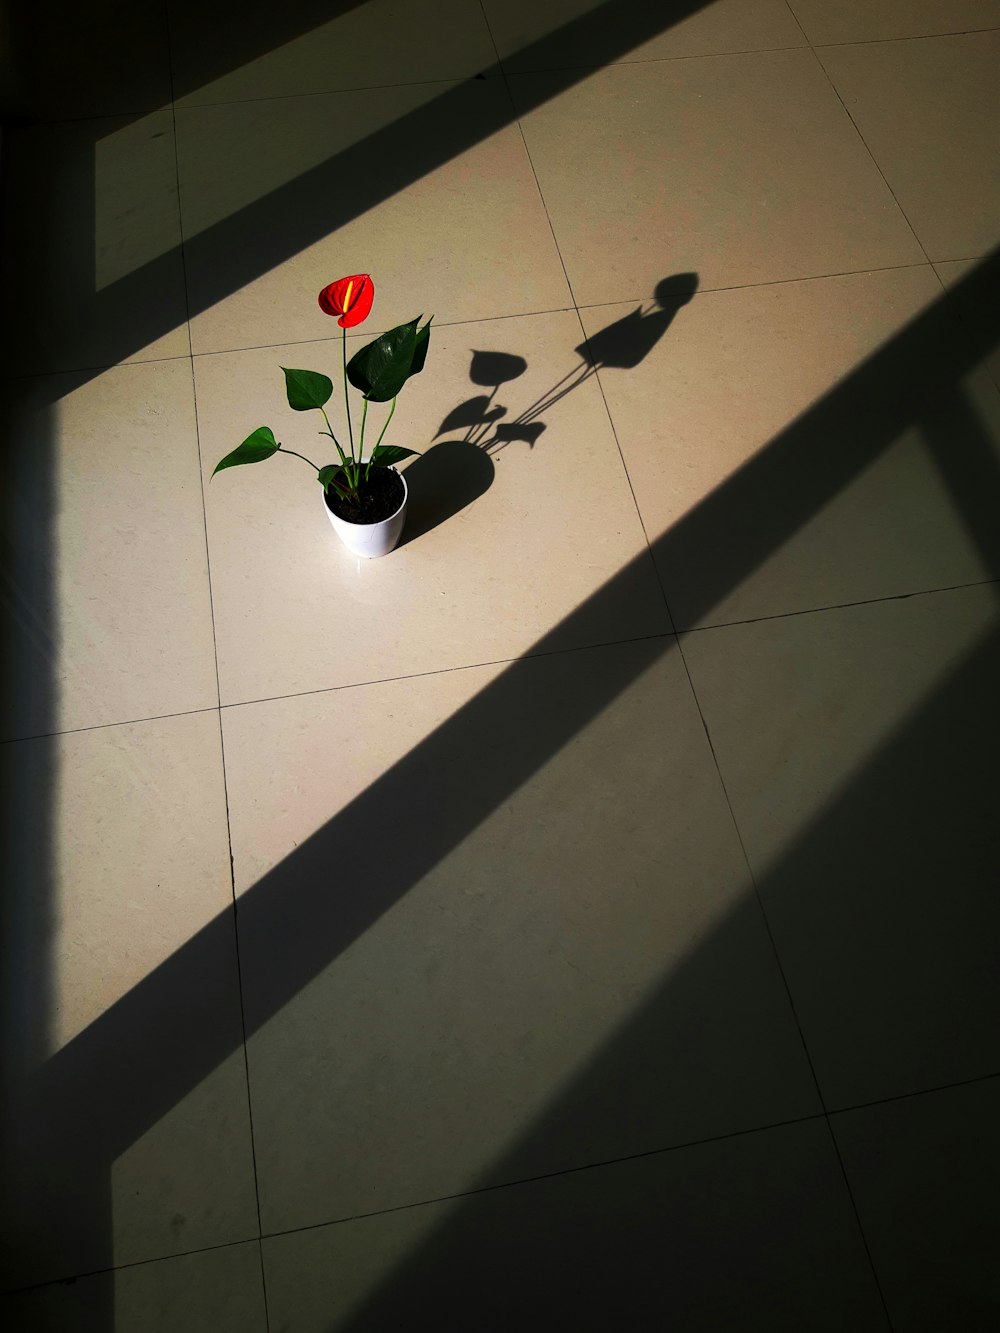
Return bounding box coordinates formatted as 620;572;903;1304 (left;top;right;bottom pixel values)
3;0;715;378
330;616;1000;1332
2;1;375;119
5;246;998;1291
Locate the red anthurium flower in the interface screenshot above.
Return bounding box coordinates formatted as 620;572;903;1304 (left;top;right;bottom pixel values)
318;273;374;327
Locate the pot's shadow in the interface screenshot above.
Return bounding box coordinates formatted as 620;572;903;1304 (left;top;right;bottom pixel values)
399;440;495;546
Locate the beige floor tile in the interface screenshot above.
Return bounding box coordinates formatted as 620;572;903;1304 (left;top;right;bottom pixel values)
483;0;804;70
832;1078;1000;1333
170;0;498;105
176;79;572;356
680;585;1000;1108
1;361;218;740
0;713;258;1287
511;50;922;305
224;638;820;1234
262;1119;885;1331
2;115;190;375
819;32;1000;263
582;266;1000;628
1;1242;267;1333
10;1;172;120
2;0;994;1320
789;0;1000;45
198;309;668;704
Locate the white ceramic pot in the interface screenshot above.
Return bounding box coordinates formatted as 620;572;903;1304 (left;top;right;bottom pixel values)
323;467;407;558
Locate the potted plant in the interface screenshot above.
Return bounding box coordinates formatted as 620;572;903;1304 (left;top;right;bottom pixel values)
212;274;432;557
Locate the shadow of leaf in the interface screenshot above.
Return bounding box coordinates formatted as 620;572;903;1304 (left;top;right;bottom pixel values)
469;350;528;387
490;421;547;451
435;397;507;438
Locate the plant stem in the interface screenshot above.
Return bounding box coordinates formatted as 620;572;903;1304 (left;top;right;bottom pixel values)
342;327;355;466
372;396;397;453
359;396;369;465
318;419;349;472
318;406;345;456
277;445;320;472
366;396;397;481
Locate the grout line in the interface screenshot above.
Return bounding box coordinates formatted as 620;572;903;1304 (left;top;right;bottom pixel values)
586;348;674;623
502;41;810;79
829;1068;1000;1117
781;0;810;45
761;26;904;1328
5;577;997;746
186;304;581;360
673;596;886;1326
0;1114;830;1298
218;628;678;708
812;27;1000;51
671;641;828;1109
164;38;193;368
573;260;941;307
684;634;897;1333
821;1117;897;1330
12;1067;997;1297
482;0;676;628
170;69;508;115
0;1231;265;1299
676;634;897;1328
806;42;930;264
181;261;962;357
675;577;1000;635
255;1061;1000;1238
493;26;1000;79
24;26;1000;129
0;630;675;745
8;255;994;383
0;703;221;745
3;353;198;383
258;1111;835;1241
164;4;270;1327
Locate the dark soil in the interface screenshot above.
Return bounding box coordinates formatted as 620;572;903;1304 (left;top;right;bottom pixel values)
325;466;405;524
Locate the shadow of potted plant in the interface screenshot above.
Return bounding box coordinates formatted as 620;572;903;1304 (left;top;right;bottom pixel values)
212;273;432;557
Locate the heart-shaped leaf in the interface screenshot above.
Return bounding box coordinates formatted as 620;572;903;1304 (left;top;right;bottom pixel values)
348;320;418;402
347;316;430;403
213;427;280;476
282;367;334;411
369;444;419;468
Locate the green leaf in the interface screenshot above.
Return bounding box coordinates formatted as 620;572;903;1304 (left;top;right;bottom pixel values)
347;319;422;402
369;444;419;468
318;463;349;493
410;317;433;377
282;367;334;412
212;427;280;476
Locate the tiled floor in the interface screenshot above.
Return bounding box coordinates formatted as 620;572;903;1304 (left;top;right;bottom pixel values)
2;2;998;1329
